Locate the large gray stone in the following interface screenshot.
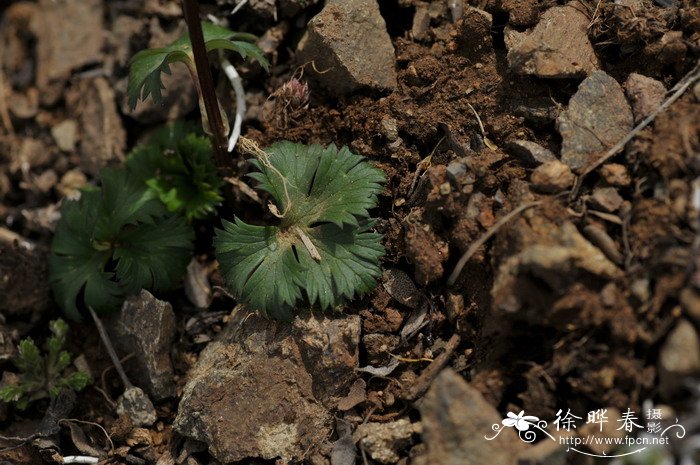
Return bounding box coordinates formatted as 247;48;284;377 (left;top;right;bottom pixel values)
557;71;633;173
419;369;523;465
108;290;177;401
505;4;599;78
297;0;397;95
174;311;361;462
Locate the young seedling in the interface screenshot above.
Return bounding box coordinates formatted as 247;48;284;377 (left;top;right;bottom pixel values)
126;122;223;221
215;141;385;320
49;168;194;320
0;319;90;410
128;19;269;168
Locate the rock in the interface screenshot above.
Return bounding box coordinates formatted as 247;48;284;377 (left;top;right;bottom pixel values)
507;140;557;166
419;369;523;465
297;0;397;95
412;6;431;41
557;71;633;173
71;78;126;176
530;160;574;193
174;312;361;462
446;158;469;183
659;319;700;398
381;117;399;142
624;73;667;123
505;5;599;78
453;8;493;60
31;0;104;88
590;187;624;212
108;290;177;401
116;386;157;427
516;438;565;465
51;120;77;152
599;163;631;186
680;288;700;324
353;419;421;464
492;221;623;314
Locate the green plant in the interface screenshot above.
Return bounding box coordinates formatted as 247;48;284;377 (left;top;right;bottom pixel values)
128;22;269;109
127;122;223;221
49;168;194;320
214;142;385;320
0;319;90;410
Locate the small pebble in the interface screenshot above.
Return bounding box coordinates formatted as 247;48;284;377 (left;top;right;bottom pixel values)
599;163;631;186
530;160;574;193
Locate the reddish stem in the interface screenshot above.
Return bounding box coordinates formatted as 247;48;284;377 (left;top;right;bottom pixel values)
181;0;229;173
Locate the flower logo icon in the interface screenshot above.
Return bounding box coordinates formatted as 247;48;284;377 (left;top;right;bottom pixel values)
502;411;540;431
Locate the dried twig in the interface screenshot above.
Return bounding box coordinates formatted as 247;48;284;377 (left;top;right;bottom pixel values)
88;307;132;389
447;201;542;286
400;334;461;401
221;57;246;152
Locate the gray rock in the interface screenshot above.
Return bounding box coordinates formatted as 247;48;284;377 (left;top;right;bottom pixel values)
31;0;104;88
447;159;469;183
624;73;667;123
557;71;633;173
659;319;700;398
353;419;421;464
174;312;361;463
412;6;431;41
108;290;177;401
530;160;574;193
419;369;523;465
297;0;397;95
508;140;557;166
505;5;599;78
116;386;157;427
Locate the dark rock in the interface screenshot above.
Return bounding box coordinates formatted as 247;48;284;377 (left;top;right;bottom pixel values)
624;73;667;123
557;71;633;173
530;160;574;193
174;312;361;462
507;140;557;166
505;4;599;78
108;290;177;401
297;0;397;95
419;369;523;465
353;420;421;464
453;8;493;60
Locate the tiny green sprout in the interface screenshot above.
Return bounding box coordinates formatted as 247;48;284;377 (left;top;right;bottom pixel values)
127;122;224;221
0;319;90;410
49;168;194;320
214;142;385;320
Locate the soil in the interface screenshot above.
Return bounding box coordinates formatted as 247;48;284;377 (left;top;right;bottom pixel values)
1;0;699;464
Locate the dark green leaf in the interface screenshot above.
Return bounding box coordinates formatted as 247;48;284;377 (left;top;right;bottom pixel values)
126;123;223;221
127;21;268;108
215;143;385;318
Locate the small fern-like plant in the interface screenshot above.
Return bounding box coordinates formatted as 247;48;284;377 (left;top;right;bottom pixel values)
49;169;194;320
127;122;223;221
0;319;90;410
214;142;385;320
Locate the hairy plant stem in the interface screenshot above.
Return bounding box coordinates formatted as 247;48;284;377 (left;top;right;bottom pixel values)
181;0;230;173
